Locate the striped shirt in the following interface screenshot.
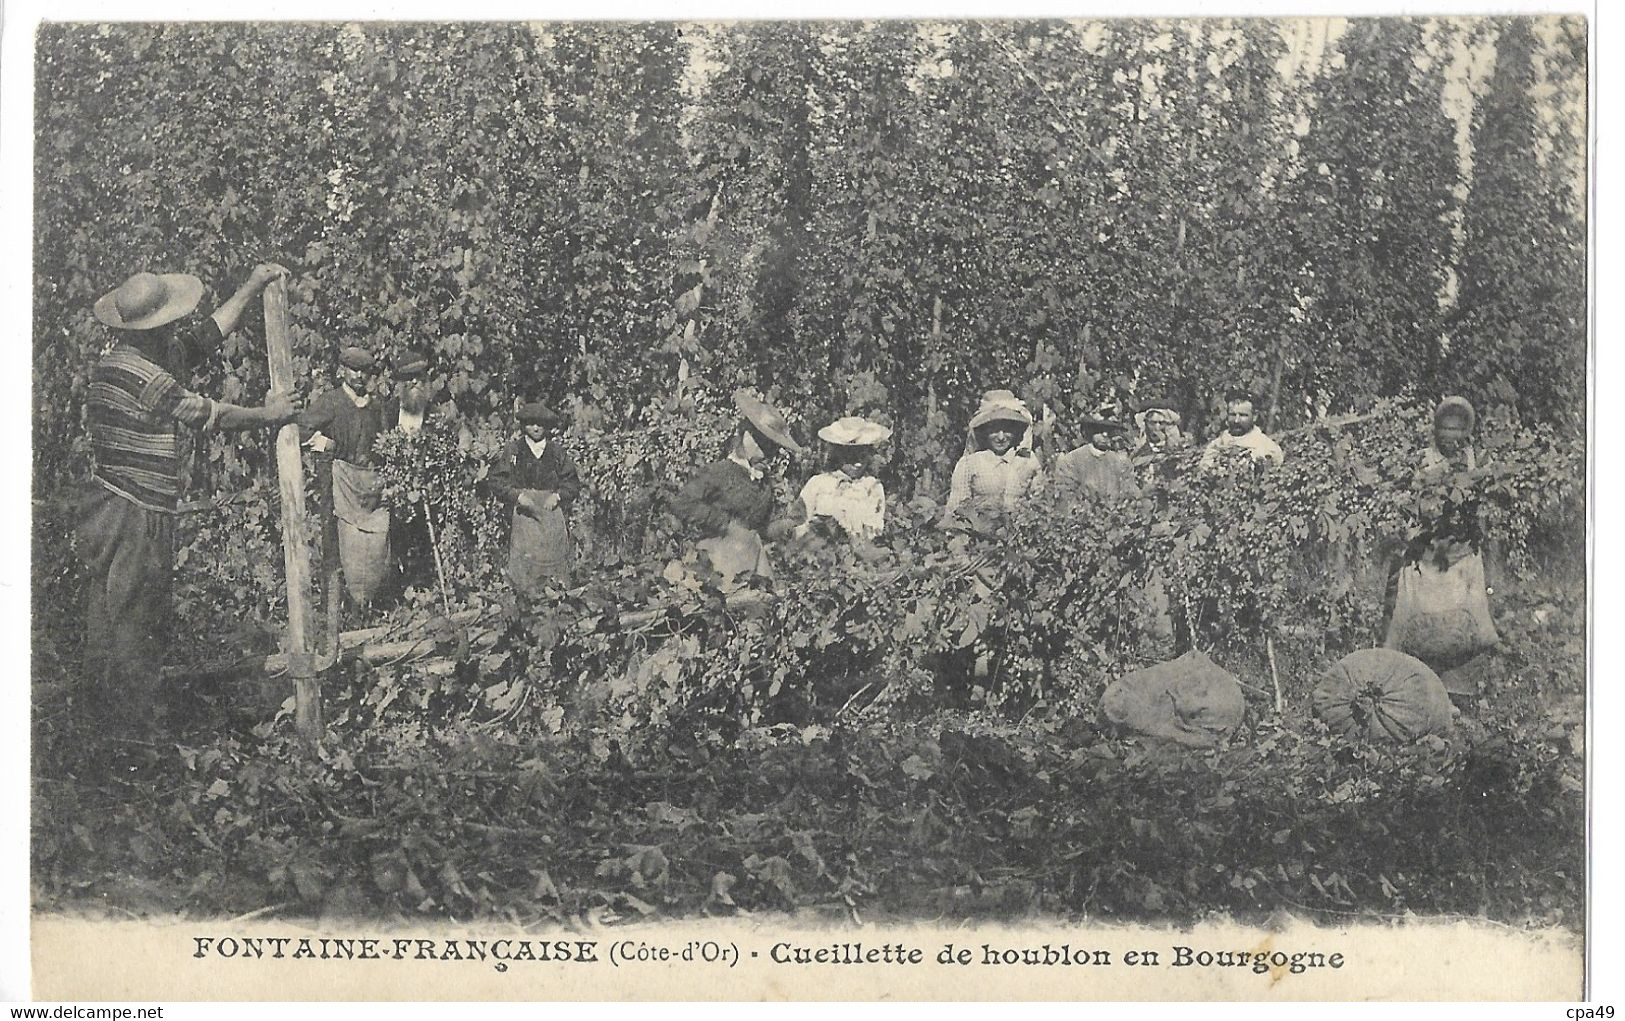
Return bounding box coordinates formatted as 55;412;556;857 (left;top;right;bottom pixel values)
87;327;218;511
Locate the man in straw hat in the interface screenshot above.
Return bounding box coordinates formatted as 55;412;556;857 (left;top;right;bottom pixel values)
491;400;582;597
78;263;298;746
944;388;1043;527
671;389;804;592
299;344;393;606
798;415;891;541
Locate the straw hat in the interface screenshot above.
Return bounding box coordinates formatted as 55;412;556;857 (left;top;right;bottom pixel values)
818;416;891;447
1434;395;1476;430
968;389;1033;432
93;272;205;330
733;390;804;454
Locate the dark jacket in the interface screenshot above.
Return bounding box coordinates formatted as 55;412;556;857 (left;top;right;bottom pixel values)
490;438;582;512
671;458;774;538
298;388;386;465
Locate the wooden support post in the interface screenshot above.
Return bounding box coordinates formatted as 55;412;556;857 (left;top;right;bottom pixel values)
320;458;342;661
264;279;322;750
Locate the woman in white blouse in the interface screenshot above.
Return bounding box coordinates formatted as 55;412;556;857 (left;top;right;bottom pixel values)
798;416;891;541
944;389;1042;527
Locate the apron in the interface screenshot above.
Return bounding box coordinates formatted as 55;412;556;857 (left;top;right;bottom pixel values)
332;458;391;605
1385;542;1499;691
695;526;773;593
509;489;573;596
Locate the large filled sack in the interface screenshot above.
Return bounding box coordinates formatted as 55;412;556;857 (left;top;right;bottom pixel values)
1313;648;1454;742
1385;550;1499;668
1102;650;1246;748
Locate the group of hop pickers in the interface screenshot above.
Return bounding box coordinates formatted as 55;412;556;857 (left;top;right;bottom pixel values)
72;263;1498;752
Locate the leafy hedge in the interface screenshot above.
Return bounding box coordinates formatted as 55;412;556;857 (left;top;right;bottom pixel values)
332;396;1578;735
33;687;1584;926
34;20;1586;514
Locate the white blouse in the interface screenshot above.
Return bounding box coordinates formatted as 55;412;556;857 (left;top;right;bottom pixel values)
945;449;1042;517
799;471;886;540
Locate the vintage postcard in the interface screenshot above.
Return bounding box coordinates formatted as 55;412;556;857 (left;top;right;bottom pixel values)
9;2;1595;1005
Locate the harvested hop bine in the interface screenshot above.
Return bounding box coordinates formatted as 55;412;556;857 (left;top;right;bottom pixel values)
374;419;509;599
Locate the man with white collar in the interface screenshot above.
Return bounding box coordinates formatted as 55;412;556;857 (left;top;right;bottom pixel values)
299;346;392;605
1201;389;1284;469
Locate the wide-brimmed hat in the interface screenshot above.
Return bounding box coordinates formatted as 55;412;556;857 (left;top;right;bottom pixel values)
338;346;377;371
734;390;804;454
93;272;204;330
517;401;559;426
1434;395;1476;430
968;389;1033;432
818;416;892;447
393;349;431;379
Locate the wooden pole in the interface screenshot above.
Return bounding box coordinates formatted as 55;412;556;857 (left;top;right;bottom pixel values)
322;466;342;662
263;279;322;750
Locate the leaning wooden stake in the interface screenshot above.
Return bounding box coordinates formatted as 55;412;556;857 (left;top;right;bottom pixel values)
1266;635;1285;717
264;278;322;750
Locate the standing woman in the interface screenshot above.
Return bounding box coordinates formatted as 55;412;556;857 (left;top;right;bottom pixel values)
799;416;891;541
1385;396;1500;705
944;389;1042;528
492;401;581;597
671;390;804;589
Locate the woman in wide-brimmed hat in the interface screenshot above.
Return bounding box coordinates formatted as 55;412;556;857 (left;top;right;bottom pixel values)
491;400;581;597
671;389;804;590
943;389;1042;525
1385;395;1500;705
798;416;892;541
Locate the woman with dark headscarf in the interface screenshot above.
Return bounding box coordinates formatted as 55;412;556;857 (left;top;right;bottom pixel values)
1384;396;1500;703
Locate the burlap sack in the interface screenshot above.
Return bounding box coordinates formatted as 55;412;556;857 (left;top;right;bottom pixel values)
1313;648;1455;742
1102;650;1246;748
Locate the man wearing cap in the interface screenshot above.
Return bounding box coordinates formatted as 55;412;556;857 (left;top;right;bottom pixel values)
798;416;891;541
79;264;298;743
671;390;804;591
944;389;1043;527
1054;413;1140;511
298;346;392;605
382;348;433;436
491;401;582;597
